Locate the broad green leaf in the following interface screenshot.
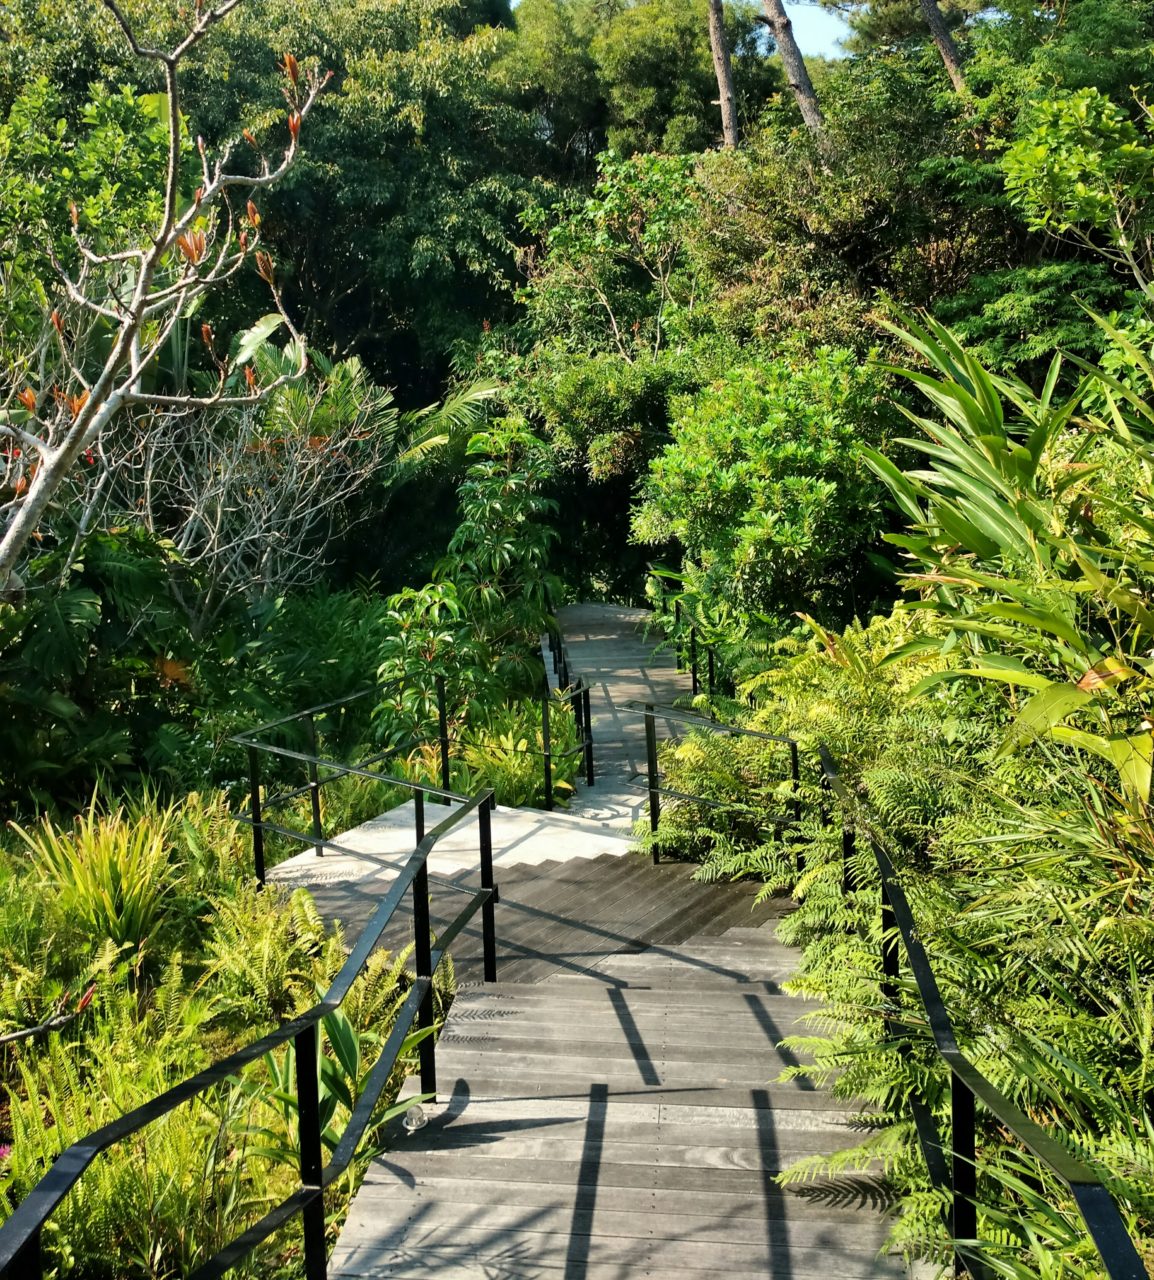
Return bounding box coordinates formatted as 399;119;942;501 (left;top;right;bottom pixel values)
979;603;1086;651
1000;683;1092;755
233;312;284;366
1108;730;1154;806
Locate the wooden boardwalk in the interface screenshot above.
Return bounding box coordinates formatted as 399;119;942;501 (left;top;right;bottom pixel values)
322;605;904;1278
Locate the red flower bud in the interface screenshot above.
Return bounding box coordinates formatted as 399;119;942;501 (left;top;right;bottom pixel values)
176;231;207;265
279;52;299;85
69;202;79;228
51;310;64;337
287;111;301;142
243;128;258;147
244;364;257;390
246;199;261;228
201;323;214;349
255;251;275;285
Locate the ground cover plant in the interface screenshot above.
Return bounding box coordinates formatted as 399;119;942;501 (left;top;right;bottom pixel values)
0;794;447;1277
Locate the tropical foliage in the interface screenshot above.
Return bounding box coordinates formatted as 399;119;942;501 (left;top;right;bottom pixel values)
5;0;1154;1275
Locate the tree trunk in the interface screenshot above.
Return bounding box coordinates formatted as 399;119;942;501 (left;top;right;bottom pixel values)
918;0;966;93
761;0;824;133
707;0;739;148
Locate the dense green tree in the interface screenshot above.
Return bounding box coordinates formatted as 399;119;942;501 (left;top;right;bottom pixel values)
632;350;894;625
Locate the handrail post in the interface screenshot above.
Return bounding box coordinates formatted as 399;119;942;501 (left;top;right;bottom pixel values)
435;674;451;802
479;796;498;983
674;600;683;669
707;646;716;696
415;788;425;844
789;741;804;872
645;704;660;861
413;860;437;1097
881;867;898;1021
690;629;699;695
294;1023;328;1280
305;713;324;858
582;683;594;786
541;692;554;811
247;746;266;886
843;817;857;896
951;1076;977;1273
573;678;584;740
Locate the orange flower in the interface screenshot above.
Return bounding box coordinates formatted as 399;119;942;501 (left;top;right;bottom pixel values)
50;310;64;337
243;128;258;147
244;365;258;390
17;388;36;414
246;199;261;228
279;52;299;85
201;323;215;349
287;111;301;142
67;391;89;420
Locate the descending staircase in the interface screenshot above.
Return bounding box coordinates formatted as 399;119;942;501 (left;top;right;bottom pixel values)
272;603;907;1277
331;920;904;1279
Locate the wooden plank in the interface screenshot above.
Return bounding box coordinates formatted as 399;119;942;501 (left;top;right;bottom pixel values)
337;1195;894;1250
333;1229;904;1279
354;1172;896;1226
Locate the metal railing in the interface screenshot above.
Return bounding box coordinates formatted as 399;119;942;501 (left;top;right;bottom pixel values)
543;622;595;808
627;636;1144;1278
818;745;1146;1280
619;698;801;863
0;782;499;1280
231;632;596;887
646;569;724;697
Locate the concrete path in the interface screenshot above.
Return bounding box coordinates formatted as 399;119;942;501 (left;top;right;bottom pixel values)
268;603;685;896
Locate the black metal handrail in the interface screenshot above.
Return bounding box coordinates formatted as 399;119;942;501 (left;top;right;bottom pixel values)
645;570;723;697
544;622;595;805
0;784;500;1280
618;698;802;863
234;624;594;853
818;744;1146;1280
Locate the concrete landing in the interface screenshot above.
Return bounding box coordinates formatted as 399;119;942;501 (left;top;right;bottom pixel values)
267;798;634;889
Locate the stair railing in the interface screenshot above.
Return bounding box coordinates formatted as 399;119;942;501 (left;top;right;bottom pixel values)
818;744;1145;1280
0;783;499;1280
624;656;1145;1279
618;698;801;863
